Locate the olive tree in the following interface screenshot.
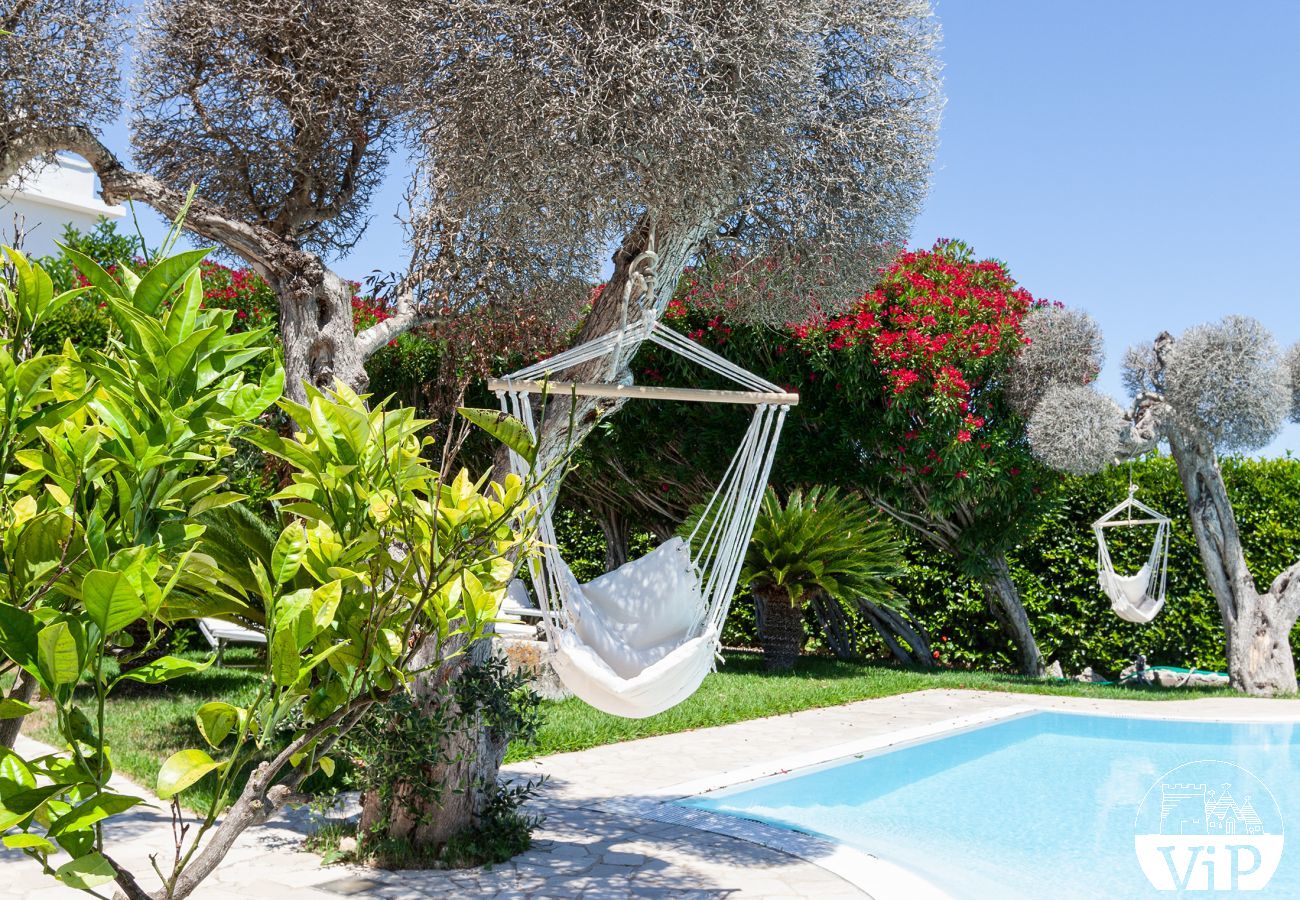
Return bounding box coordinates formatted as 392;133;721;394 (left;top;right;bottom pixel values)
1;0;565;403
1024;313;1300;696
415;0;943;467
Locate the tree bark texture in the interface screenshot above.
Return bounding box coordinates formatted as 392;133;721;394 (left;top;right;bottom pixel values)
595;504;630;572
527;215;715;477
358;633;508;852
753;582;805;672
980;552;1046;677
0;671;36;748
1167;426;1300;695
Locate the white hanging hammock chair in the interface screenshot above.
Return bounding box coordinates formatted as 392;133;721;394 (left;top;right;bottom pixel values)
1092;486;1171;624
489;302;796;719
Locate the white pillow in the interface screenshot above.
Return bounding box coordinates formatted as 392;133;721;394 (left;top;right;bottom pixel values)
1100;562;1151;607
580;538;704;649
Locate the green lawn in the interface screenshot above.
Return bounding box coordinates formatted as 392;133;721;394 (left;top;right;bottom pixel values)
505;652;1237;761
25;649;1239;800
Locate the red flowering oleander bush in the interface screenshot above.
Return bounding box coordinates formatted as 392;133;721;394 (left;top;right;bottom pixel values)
792;239;1059;547
199;259;279;332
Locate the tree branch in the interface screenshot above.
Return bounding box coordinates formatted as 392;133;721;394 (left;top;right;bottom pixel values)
355;305;445;359
1269;558;1300;626
104;854;152;900
2;126;285;276
161;699;375;900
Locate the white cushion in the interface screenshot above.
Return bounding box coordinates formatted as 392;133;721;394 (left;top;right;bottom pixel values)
1100;563;1150;607
1100;564;1164;623
577;538;703;650
550;625;718;719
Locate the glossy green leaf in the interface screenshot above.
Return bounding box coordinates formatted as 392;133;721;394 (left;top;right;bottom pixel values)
195;702;242;749
0;748;36;799
456;407;536;465
58;245;125;303
55;851;117;890
132;247;211;315
270;626;300;688
164;266;204;342
2;833;57;853
82;568;146;635
113;654;213;687
36;622;81;687
0;603;40;673
49;792;143;836
0;784;67;830
156;749;221;800
272;523;307;585
0;698;36;719
310;580;342;632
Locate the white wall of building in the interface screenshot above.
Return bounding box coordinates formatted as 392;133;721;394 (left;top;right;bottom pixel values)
1;153;125;258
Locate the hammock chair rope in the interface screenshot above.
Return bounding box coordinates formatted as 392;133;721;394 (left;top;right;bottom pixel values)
1092;485;1171;625
493;310;793;718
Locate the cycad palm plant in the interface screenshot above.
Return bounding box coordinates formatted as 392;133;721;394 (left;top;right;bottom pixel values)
742;486;907;671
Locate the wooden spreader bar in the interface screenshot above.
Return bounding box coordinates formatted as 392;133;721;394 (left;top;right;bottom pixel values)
487;378;800;406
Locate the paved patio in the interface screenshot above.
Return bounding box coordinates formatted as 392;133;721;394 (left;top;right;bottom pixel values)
6;688;1300;899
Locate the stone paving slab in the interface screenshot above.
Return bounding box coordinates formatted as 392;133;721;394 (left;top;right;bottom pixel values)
5;689;1299;898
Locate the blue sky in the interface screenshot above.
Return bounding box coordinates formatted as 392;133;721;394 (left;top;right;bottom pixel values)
104;0;1299;455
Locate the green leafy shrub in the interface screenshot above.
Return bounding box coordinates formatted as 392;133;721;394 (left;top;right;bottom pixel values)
0;248;540;897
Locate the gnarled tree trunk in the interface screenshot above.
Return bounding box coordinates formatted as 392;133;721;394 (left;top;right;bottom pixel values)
874;498;1044;677
981;552;1046;677
1167;427;1300;695
595;503;630;572
271;257;372;400
528;214;715;476
358;634;508;851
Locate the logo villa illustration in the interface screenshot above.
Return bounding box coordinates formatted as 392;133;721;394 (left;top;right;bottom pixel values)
1135;761;1285;892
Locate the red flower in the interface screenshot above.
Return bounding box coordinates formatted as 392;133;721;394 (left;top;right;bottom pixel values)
957;430;971;443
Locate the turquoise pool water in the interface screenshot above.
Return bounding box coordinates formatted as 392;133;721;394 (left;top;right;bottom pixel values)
681;712;1300;898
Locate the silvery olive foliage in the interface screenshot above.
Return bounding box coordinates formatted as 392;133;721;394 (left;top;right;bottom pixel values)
1283;341;1300;424
1030;314;1292;467
0;0;125;166
1027;384;1124;476
409;0;943;322
1120;342;1158;398
7;0;943;393
1163;315;1290;452
132;0;408;255
1005;305;1104;417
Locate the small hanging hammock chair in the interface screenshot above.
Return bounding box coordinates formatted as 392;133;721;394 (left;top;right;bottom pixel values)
489;307;796;719
1092;486;1171;624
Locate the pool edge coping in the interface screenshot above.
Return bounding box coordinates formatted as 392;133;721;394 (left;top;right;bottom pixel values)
593;704;1037;900
589;697;1300;899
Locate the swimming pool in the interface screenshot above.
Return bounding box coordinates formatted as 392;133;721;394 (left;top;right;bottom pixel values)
679;711;1299;898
